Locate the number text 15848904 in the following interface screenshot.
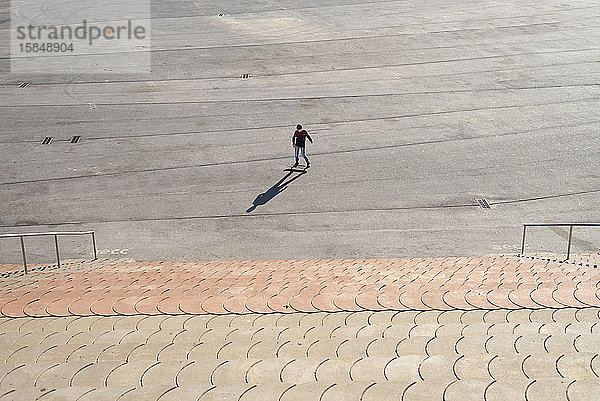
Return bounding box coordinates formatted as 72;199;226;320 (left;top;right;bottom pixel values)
19;42;74;52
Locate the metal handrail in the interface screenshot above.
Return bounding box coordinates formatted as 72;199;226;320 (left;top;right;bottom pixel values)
520;223;600;260
0;231;97;274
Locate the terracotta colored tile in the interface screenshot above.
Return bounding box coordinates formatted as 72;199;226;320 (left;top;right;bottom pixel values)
89;296;121;316
1;255;599;319
441;290;472;310
2;295;39;317
223;294;254;314
265;288;299;314
178;292;210;314
242;291;271;314
420;290;452;310
156;291;187;315
464;289;495;309
311;292;339;312
200;294;229;314
530;286;563;308
507;288;542;309
21;298;51;317
398;289;428;310
0;295;20;313
67;295;100;316
333;293;363;311
133;295;163;315
111;296;141;315
573;285;600;307
288;289;319;313
355;290;386;311
486;288;519;309
44;295;79;316
23;292;67;317
16;288;48;297
551;285;586;308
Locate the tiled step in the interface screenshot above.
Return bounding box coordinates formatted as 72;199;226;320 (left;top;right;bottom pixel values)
2;256;600;318
1;309;599;400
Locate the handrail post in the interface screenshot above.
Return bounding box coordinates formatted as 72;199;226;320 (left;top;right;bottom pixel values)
566;225;574;260
521;225;527;255
20;236;28;274
54;234;61;268
91;232;97;260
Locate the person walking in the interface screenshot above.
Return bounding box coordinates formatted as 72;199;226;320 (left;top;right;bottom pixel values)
292;124;313;168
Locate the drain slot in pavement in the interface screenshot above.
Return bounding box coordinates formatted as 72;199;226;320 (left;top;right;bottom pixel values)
240;73;249;79
476;198;491;209
71;135;81;143
41;137;53;145
18;82;30;88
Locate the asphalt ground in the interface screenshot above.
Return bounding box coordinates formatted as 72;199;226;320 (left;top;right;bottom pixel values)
1;0;600;263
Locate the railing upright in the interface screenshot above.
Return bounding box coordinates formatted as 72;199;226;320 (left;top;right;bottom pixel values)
19;236;28;274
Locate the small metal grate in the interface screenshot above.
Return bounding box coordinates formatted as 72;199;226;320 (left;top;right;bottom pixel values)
71;135;81;143
41;137;53;145
476;198;491;209
241;73;249;79
18;82;30;88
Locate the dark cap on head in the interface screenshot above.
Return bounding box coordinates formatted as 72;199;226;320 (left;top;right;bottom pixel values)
296;124;302;130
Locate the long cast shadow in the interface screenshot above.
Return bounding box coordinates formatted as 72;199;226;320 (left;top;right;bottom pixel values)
246;169;308;213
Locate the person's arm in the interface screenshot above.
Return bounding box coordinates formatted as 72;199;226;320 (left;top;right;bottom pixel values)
306;132;313;143
292;132;296;147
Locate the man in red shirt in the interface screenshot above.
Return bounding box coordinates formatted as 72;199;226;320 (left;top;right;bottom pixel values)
292;124;313;168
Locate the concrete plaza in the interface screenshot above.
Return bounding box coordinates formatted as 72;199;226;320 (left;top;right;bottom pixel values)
1;0;599;262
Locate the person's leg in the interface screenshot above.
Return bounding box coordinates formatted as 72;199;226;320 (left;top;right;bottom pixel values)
294;146;299;165
301;147;310;165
